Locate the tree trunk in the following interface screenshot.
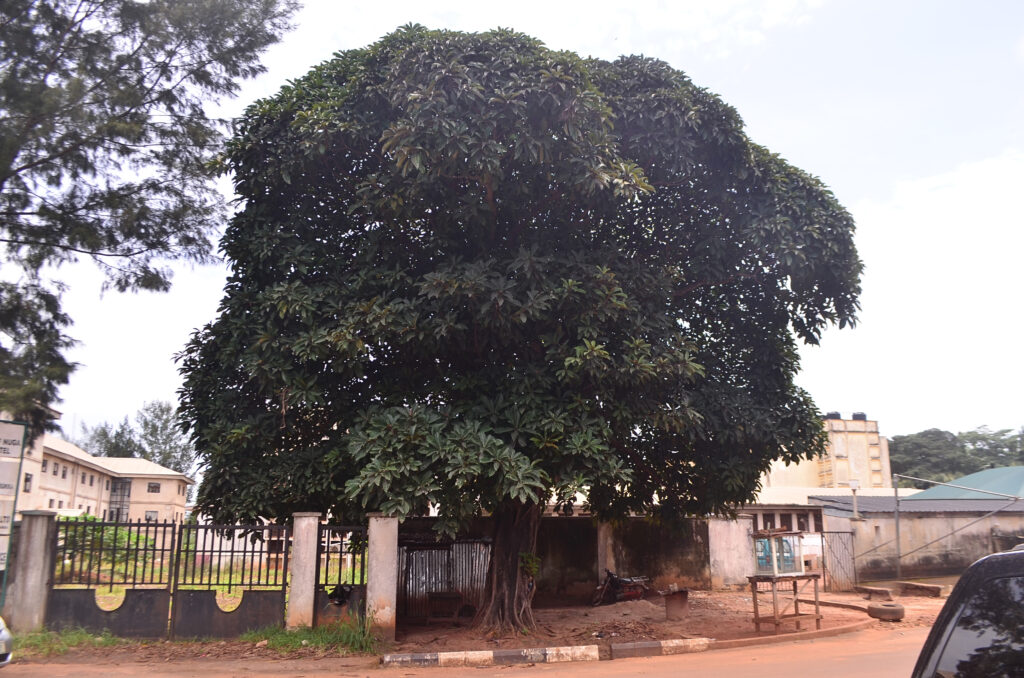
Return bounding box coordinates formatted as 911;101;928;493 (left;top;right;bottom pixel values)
475;499;543;633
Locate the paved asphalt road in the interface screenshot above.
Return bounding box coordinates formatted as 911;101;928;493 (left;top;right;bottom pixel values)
3;627;931;678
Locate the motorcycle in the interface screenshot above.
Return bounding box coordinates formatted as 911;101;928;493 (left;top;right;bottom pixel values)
591;568;650;606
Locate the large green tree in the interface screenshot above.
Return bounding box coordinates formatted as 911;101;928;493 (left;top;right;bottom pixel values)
78;416;145;458
79;401;196;497
0;0;297;436
891;426;1024;487
179;26;862;630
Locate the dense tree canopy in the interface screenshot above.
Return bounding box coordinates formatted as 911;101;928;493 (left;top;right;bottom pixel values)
891;426;1024;487
0;0;297;436
180;25;861;629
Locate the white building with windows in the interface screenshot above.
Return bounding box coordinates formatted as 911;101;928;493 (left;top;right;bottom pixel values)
16;434;193;522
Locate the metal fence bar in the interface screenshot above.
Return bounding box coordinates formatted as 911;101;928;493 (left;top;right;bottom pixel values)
317;525;368;591
53;519;178;589
173;524;290;591
52;520;293;592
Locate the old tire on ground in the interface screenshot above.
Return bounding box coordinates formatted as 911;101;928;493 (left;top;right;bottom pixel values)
867;602;905;621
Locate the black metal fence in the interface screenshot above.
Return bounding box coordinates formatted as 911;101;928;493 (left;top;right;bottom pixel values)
175;523;289;591
49;519;294;638
317;524;367;590
314;524;367;624
54;519;177;589
53;520;290;591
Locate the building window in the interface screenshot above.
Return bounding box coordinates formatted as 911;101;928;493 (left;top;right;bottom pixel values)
81;472;86;483
105;479;110;490
42;459;48;472
89;474;94;486
102;509;107;520
58;500;63;508
144;510;158;522
52;463;58;476
147;482;160;493
761;513;776;530
23;473;32;493
48;499;54;508
61;467;67;479
85;505;90;515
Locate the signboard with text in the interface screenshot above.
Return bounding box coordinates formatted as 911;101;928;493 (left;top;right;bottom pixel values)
0;421;26;577
0;424;24;458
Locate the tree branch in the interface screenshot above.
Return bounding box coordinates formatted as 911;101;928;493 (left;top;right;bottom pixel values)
0;236;163;258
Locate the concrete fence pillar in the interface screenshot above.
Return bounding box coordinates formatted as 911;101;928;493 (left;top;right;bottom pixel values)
596;521;616;580
365;513;398;641
2;510;56;632
286;512;322;629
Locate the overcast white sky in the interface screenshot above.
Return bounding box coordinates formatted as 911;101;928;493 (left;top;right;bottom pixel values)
54;0;1024;440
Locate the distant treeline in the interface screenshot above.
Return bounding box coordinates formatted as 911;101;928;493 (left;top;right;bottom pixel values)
889;427;1024;488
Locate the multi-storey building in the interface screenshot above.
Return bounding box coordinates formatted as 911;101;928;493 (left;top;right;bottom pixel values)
762;412;892;490
746;413;910;536
15;434;193;522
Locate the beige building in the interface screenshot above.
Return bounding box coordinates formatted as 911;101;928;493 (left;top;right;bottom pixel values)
744;413;911;536
762;412;892;490
16;434;193;522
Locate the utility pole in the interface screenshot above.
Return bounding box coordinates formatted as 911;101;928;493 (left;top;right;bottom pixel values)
893;474;901;580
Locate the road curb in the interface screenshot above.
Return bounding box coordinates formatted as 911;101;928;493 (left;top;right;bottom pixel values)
610;637;712;659
380;614;877;666
380;644;600;667
711;618;877;649
800;597;869;612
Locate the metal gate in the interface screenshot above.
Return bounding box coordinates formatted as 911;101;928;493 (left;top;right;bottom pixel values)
397;535;490;622
48;519;176;637
821;531;856;592
47;519;290;638
314;524;367;625
171;523;290;638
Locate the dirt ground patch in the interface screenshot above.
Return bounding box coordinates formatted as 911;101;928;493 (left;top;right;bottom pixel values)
16;590;947;666
392;589;945;658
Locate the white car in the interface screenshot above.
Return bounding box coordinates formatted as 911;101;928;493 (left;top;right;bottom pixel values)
0;616;10;667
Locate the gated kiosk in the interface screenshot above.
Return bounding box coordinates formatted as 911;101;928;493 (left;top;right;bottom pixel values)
747;529;822;634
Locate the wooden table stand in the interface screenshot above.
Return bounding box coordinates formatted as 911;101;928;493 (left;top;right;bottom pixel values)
747;573;822;634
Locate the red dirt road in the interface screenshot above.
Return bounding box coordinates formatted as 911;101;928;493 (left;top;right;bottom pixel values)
1;627;931;677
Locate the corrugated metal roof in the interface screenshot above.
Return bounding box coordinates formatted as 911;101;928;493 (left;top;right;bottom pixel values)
750;486;919;506
810;495;1024;514
902;467;1024;501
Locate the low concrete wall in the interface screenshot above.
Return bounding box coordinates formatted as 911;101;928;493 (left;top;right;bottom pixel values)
536;518;597;603
612;518;711;590
396;514;739;609
707;515;754;589
854;511;1024;580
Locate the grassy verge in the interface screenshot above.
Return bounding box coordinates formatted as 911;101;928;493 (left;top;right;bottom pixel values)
15;628;125;658
241;616;378;655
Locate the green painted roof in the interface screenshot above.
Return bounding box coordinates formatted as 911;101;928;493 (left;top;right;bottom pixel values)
904;467;1024;500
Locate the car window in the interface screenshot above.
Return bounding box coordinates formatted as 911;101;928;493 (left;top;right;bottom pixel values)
932;575;1024;677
